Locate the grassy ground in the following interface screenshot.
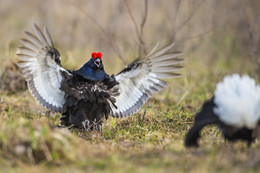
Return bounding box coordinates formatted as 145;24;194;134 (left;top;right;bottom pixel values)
1;0;260;172
1;56;260;173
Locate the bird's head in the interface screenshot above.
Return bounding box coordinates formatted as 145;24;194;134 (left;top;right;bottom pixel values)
75;52;109;82
89;52;104;69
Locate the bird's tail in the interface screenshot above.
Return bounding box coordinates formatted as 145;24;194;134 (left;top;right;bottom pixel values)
185;98;221;147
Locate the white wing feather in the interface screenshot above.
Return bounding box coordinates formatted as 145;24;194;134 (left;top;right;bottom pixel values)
16;24;71;112
111;43;183;118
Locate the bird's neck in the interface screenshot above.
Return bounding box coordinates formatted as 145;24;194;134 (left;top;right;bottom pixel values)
75;64;108;82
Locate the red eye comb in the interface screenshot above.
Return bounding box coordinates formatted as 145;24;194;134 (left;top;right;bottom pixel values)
92;52;97;59
91;52;102;59
97;52;102;59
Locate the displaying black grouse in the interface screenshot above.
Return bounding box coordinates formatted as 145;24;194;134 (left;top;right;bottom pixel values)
185;74;260;147
16;24;183;130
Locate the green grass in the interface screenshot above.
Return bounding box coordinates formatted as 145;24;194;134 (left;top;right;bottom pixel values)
0;56;260;172
0;1;260;171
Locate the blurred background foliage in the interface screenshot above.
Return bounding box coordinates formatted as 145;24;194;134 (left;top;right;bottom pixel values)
0;0;259;76
0;0;260;172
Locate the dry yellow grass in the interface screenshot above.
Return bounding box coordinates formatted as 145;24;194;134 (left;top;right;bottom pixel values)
0;0;260;172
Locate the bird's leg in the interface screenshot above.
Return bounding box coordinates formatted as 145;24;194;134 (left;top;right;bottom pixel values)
93;118;97;131
82;120;92;131
93;118;103;131
82;121;87;130
95;123;102;131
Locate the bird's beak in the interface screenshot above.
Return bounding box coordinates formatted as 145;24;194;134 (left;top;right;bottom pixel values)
94;58;101;67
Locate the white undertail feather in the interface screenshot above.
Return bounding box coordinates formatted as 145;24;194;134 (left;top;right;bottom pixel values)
214;74;260;129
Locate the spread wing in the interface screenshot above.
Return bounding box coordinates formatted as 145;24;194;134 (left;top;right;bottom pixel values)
16;24;71;113
110;43;183;118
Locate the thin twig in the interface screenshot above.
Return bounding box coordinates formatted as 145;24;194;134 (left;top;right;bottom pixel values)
170;0;205;42
179;28;213;43
173;0;182;23
176;0;205;33
244;8;260;79
140;0;148;55
124;0;148;56
123;0;141;41
68;0;127;64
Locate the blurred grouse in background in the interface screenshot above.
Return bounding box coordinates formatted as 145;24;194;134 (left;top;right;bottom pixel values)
16;24;183;130
185;74;260;147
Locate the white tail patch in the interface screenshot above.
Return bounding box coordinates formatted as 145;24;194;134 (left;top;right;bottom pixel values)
214;74;260;129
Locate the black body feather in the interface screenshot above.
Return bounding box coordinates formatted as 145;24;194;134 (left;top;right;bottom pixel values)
185;97;257;147
16;24;183;131
59;71;118;129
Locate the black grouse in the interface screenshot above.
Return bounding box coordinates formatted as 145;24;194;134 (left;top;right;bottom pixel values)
16;24;183;130
185;74;260;147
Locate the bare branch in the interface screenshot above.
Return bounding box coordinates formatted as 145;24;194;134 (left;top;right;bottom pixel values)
176;0;205;33
140;0;148;55
179;28;212;43
68;0;127;64
244;8;260;79
170;0;205;42
123;0;148;56
173;0;182;23
140;0;148;32
123;0;141;41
